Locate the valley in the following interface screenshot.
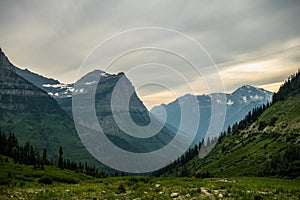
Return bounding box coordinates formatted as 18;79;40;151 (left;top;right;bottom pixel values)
1;1;300;199
1;47;300;199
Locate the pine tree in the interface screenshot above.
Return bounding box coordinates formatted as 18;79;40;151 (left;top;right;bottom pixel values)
42;148;47;165
58;146;64;169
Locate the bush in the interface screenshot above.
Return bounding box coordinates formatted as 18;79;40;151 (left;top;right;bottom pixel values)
254;194;263;200
117;183;126;194
195;171;211;178
52;176;79;184
258;121;267;131
38;176;53;185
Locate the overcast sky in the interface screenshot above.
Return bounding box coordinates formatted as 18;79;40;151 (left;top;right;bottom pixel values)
1;0;300;108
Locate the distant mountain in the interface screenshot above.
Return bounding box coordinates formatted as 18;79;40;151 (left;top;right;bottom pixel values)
151;85;273;144
163;71;300;178
0;48;100;168
13;66;74;99
63;70;175;153
14;67;59;89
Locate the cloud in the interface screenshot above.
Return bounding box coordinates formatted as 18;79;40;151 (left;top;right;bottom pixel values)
0;0;300;108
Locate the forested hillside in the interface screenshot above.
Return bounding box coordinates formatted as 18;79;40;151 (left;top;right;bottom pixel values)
161;71;300;178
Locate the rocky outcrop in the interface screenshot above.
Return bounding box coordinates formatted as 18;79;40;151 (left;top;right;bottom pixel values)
0;48;14;72
0;49;47;111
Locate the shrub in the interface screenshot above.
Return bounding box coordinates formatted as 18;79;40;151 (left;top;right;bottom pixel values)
117;183;126;194
258;121;267;131
38;176;53;185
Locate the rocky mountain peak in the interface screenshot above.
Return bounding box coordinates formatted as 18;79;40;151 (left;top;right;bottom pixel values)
0;49;48;111
0;48;15;72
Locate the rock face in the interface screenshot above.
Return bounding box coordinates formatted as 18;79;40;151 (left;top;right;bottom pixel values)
170;192;179;198
13;65;73;99
67;70;174;153
0;48;14;71
0;49;48;111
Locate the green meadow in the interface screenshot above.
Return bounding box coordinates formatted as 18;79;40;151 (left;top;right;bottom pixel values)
1;157;300;200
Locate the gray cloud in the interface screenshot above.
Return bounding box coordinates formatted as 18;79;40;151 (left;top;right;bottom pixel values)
1;0;300;107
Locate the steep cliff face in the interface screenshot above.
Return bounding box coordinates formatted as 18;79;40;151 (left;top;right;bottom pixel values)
76;70;150;129
65;70;174;153
0;48;14;71
0;49;48;111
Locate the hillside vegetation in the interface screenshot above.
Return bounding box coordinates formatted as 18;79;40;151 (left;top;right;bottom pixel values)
1;156;300;199
163;71;300;178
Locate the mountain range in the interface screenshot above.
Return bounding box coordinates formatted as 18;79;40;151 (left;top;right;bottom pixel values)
162;71;300;178
151;85;273;144
14;58;273;146
0;47;279;174
0;48;175;171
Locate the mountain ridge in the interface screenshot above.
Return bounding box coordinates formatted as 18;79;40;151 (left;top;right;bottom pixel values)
151;84;273;144
162;71;300;178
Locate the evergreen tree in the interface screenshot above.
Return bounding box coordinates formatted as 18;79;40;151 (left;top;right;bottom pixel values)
42;148;47;165
58;146;64;169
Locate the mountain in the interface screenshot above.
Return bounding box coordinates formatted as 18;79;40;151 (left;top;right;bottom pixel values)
0;48;176;171
12;59;175;153
63;70;175;153
13;66;74;99
151;85;273;144
0;48;100;167
163;71;300;178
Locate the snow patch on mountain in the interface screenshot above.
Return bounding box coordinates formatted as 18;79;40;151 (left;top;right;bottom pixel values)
43;83;68;88
250;95;263;100
85;81;97;85
101;72;109;77
227;99;234;105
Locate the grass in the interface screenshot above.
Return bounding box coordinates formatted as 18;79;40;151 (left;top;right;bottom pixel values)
165;94;300;178
1;157;300;199
2;176;300;199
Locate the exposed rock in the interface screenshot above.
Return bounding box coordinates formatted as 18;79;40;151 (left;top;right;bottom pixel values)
170;192;179;198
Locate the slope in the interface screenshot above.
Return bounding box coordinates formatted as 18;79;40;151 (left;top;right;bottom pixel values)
164;71;300;178
13;65;74;99
0;48;100;167
69;70;175;153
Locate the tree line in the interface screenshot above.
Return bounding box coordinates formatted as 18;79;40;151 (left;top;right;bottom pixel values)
273;70;300;103
153;95;272;177
152;139;203;176
218;102;271;144
218;70;300;144
0;130;106;178
154;70;300;177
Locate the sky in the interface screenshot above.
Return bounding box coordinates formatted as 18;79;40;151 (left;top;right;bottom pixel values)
1;0;300;109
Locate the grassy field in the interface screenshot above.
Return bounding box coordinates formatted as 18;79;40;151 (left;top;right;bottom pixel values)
1;158;300;200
